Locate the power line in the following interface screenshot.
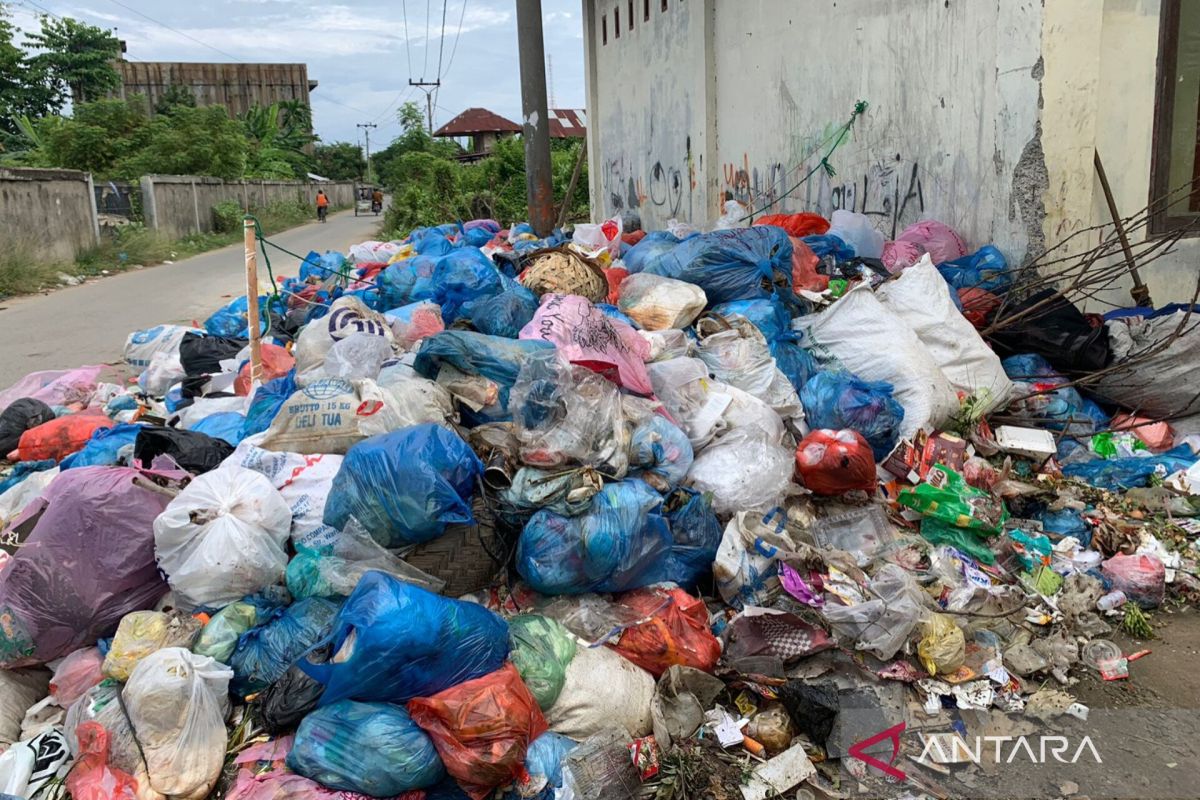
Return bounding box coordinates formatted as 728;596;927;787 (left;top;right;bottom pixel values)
370;84;417;125
421;0;430;79
435;0;448;80
400;0;412;77
441;1;468;81
104;0;242;61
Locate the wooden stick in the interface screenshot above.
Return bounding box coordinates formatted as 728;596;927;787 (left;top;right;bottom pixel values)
1095;149;1152;307
243;217;263;384
556;138;588;231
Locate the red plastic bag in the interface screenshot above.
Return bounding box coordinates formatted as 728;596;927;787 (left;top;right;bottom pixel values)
789;237;828;293
795;429;877;495
67;722;140;800
234;344;296;396
1102;553;1165;608
408;663;547;800
958;288;1001;330
622;230;647;246
608;586;721;676
754;212;830;238
605;267;630;304
1111;413;1174;452
50;646;104;706
12;413;113;462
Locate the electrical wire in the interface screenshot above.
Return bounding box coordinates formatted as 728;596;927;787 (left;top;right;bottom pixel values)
401;0;413;77
441;0;468;81
422;0;430;79
431;0;448;114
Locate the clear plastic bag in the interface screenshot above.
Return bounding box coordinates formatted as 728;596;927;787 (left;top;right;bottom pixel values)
616;273;707;330
508;615;578;710
686;425;794;516
286;519;445;599
193;602;258;664
695;317;803;422
103;610;202;682
1102;553;1166;609
153;466;293;610
713;509;798;608
321;332;395;381
122;648;232;800
822;563;927;660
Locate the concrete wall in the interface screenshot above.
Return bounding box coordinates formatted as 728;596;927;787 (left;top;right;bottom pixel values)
140;176;354;239
0;168;99;263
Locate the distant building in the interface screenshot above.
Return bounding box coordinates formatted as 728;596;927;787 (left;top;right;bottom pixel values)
435;107;587;161
113;59;318;127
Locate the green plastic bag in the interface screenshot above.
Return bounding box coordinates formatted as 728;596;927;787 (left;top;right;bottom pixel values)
508;614;577;710
193;602;257;663
898;465;1008;534
919;518;996;564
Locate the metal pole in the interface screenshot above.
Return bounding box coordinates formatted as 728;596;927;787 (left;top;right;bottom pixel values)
1095;149;1152;308
516;0;554;236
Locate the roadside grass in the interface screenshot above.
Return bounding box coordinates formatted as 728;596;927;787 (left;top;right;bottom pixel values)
0;200;344;299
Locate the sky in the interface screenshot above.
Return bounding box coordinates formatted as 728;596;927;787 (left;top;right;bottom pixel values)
6;0;587;152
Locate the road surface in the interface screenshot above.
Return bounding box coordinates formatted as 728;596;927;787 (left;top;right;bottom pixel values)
0;208;383;388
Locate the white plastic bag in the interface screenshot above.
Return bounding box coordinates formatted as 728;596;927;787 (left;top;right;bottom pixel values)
153;466;292;610
293;296;395;385
0;466;58;529
876;256;1013;411
712;200;748;230
124;325;201;370
695;317;803;423
572;216;622;259
1097;310;1200;417
321;332;396;381
827;209;885;259
638;329;694;362
223;442;344;538
686;424;794;516
617;273;707;331
138;351;187;397
795;283;958;437
123;648;231;800
713;510;798;608
547;641;655;740
647;358;785;448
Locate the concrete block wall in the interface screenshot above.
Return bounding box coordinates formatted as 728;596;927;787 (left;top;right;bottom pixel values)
0;168;99;263
140;175;354;239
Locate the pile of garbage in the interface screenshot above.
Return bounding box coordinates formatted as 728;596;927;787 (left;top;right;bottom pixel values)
2;205;1199;800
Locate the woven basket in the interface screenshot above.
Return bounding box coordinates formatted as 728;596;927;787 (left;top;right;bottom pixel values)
404;489;515;597
520;246;608;303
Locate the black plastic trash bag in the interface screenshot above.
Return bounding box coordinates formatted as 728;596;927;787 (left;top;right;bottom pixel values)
0;398;55;454
257;666;326;734
134;426;234;474
777;680;840;746
988;290;1111;373
179;333;247;398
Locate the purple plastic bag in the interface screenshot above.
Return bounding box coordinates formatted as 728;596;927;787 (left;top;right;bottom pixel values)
0;464;188;667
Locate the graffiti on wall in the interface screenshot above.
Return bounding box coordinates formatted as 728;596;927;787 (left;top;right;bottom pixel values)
602;136;697;221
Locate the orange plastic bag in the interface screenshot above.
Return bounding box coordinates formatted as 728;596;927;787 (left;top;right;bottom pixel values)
957;288;1001;330
754;212;830;238
67;722;140;800
789;237;828;293
12;414;113;462
795;429;876;495
605;267;630;304
1111;413;1174;451
608;586;721;677
234;343;296;396
407;663;547;800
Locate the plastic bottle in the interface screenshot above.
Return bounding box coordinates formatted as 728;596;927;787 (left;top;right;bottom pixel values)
1097;590;1127;612
0;741;34;797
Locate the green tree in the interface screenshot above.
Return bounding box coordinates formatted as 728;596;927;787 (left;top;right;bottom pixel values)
373;100;459;187
0;4;57;142
241;101;314;178
313;141;366;180
37;96;148;173
153;84;195;115
118;104;247;180
25;16;120;105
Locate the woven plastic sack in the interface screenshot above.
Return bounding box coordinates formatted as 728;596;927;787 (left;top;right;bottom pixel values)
0;464;185;668
11;414;113;462
752;213;830;238
608;586;720;677
303;572;509;705
795;429;877;495
229;597;340;698
408;663;548;800
322;424;482;548
616;273;706;330
122;648;232;800
153;465;292;610
288;700;445;795
102;610;201;682
258;378;405;455
519;294;653;395
896;220;967;265
509;615;577;710
800;371;903;460
546;643;655;740
646;227;794;306
686;425;794;516
795;282;958;437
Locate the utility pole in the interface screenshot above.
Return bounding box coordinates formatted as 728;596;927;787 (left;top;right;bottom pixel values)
516;0;554;236
408;79;441;136
356;123;378;183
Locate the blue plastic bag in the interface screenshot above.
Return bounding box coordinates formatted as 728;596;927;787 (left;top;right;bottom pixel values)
802;233;854;261
0;459;55;494
629;414;694;488
378;255;440;309
623;231;681;274
229;597;340;698
411;228;455;256
288;700;445;795
712;297;819;394
662;488;723;589
647;227;794;305
434;248;503;322
800;371;905;460
303;571;509;705
59;423;142;469
517;479;681;594
413;331;557;424
240;370;296;439
1040;508;1091;545
1063;446;1196;490
463;226;495;248
323;424;483;548
189;412;245;446
465;288;538;338
523;732;577;791
204;295;278;338
938;245;1012;294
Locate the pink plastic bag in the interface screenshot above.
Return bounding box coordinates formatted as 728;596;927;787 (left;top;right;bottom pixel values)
1102;553;1165;609
67;722;140;800
0;366;104;414
519;293;653;395
50;646;105;705
896;221;968;265
1111;413;1174;452
882;240;922;273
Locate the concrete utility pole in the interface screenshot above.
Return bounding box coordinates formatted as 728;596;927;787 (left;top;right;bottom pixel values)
516;0;554;237
408;80;441;136
357;123;378;183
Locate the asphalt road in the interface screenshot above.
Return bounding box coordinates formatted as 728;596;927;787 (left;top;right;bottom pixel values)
0;208;384;388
